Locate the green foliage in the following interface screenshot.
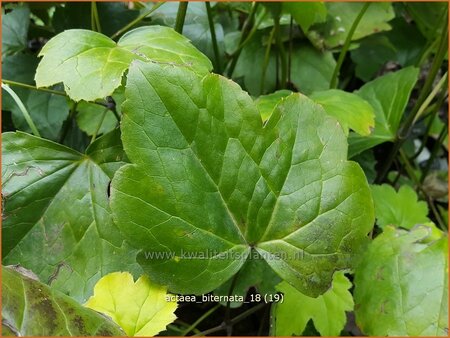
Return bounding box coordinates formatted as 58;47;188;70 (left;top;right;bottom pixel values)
2;6;29;57
85;272;177;336
2;265;124;336
282;2;327;33
371;184;430;230
35;26;212;101
273;272;353;336
348;67;419;157
307;2;395;49
354;226;448;336
2;131;141;301
111;60;374;296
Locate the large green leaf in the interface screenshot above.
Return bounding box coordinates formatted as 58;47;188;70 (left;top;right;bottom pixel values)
354;226;448;336
2;266;124;336
85;272;177;336
310;89;375;136
2;6;30;57
348;67;419;157
307;2;395;49
111;61;374;297
35;26;212;102
2;130;140;302
371;184;430;230
273;271;353;336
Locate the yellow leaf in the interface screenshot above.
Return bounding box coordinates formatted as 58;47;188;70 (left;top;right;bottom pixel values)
85;272;177;336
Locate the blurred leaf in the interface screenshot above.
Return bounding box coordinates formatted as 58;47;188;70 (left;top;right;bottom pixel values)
35;26;212;101
311;89;375;136
351;35;397;81
2;6;30;57
352;150;376;183
405;2;447;40
354;226;448;336
150;2;225;66
2;54;70;140
2;266;124;336
255;90;292;122
307;2;395;49
2;131;141;302
53;2;139;37
348;67;419;157
290;45;336;95
371;184;430;230
282;2;327;33
273;272;353;336
85;272;177;336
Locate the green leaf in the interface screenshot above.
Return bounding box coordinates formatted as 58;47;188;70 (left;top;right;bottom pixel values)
111;61;374;297
2;265;124;336
2;6;30;57
2;130;141;302
354;226;448;336
214;251;281;308
311;89;375;136
35;26;212;102
371;184;430;230
282;2;327;33
273;271;353;336
76;102;118;137
348;67;419;157
2;54;70;141
255;90;293;122
85;272;177;336
290;45;336;95
307;2;395;49
405;2;447;40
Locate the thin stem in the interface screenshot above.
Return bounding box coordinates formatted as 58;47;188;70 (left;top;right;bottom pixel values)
376;11;448;183
91;2;102;33
192;303;266;336
175;2;189;34
3;79;109;108
420;123;447;183
3;79;66;96
2;83;41;137
110;2;166;39
205;2;221;74
287;16;294;85
227;2;259;77
260;26;276;94
181;304;221;336
274;14;287;89
413;71;448;124
330;2;370;89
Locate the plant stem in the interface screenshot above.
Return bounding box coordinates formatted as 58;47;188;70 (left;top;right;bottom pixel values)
2;79;109;108
2;83;41;137
192;303;266;336
420;123;447;183
91;2;102;33
175;2;188;34
227;2;259;77
375;12;448;183
110;2;166;39
287;16;294;85
3;79;66;96
205;2;221;74
260;26;276;94
274;14;287;89
413;71;448;124
330;2;370;89
181;304;221;336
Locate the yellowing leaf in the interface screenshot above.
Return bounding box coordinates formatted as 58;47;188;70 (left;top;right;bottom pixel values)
85;272;177;336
